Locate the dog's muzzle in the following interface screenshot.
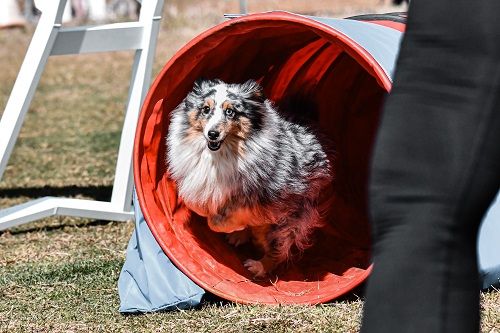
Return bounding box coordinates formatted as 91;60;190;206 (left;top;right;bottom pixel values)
206;130;223;151
207;140;223;151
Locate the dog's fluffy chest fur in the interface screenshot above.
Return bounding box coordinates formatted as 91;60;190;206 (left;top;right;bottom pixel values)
170;116;326;205
167;129;241;215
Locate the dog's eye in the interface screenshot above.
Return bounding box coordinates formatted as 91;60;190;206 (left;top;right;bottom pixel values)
225;108;234;118
201;105;211;115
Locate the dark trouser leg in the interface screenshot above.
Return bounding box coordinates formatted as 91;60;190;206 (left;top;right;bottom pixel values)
361;1;500;332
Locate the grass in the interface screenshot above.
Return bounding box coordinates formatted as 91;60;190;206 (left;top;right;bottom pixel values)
0;220;366;332
0;1;499;332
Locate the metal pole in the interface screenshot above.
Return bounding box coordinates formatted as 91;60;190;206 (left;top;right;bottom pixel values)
239;0;247;14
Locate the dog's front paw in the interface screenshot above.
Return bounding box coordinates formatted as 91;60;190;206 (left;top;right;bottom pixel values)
226;230;250;247
244;259;266;278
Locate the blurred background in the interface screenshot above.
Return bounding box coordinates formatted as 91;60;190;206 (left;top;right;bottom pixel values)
2;0;407;26
2;2;500;333
0;0;408;192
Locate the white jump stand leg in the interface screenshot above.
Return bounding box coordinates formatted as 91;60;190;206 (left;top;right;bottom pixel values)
0;0;164;230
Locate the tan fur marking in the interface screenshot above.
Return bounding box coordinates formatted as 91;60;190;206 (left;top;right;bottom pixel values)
205;98;214;109
222;101;233;110
249;225;278;274
237;141;246;158
207;206;255;233
187;109;205;129
236;117;252;157
257;255;277;274
237;117;252;140
250;225;272;253
185;110;205;141
184;201;210;217
187;109;198;126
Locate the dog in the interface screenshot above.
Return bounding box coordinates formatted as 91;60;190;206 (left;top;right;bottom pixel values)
167;78;333;277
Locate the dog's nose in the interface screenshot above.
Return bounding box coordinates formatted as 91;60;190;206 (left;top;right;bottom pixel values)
208;130;220;140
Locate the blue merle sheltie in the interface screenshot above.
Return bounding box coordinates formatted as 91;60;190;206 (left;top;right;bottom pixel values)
167;79;333;278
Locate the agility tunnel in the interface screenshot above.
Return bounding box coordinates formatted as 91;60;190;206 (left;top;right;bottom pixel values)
133;11;406;304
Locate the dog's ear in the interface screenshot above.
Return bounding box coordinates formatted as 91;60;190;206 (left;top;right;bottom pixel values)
192;78;206;95
193;78;223;95
240;79;265;103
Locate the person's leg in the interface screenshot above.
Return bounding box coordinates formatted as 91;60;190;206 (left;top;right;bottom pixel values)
361;1;500;332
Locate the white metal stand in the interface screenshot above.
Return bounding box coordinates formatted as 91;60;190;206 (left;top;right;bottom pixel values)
0;0;164;230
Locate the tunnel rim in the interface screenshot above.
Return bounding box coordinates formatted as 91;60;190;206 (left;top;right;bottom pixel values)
133;11;396;304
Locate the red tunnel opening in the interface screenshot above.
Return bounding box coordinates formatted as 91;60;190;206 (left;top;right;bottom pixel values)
134;12;397;304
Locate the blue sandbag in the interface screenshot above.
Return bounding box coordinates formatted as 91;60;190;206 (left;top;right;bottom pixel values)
478;191;500;290
118;191;204;313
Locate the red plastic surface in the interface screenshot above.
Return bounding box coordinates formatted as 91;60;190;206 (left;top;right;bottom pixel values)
367;19;406;31
134;11;396;304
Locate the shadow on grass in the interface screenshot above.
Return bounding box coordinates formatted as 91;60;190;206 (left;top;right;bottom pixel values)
330;282;366;302
3;219;122;236
119;284;367;317
0;185;113;201
196;285;367;310
119;292;231;317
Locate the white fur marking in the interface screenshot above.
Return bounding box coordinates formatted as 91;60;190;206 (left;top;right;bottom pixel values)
167;102;240;212
204;84;228;138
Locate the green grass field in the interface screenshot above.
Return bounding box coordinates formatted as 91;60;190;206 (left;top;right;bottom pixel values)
1;2;499;332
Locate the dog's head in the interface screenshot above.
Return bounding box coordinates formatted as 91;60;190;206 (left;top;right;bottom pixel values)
180;79;266;152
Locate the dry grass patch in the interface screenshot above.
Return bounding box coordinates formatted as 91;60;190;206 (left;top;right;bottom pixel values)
0;2;498;333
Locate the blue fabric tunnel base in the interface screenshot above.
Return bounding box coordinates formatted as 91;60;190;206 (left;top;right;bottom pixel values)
118;188;500;312
118;191;204;313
